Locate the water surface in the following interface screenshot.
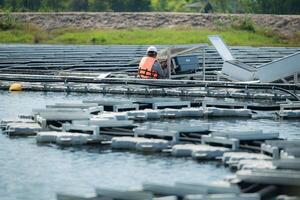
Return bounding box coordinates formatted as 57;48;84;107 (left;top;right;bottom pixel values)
0;91;233;200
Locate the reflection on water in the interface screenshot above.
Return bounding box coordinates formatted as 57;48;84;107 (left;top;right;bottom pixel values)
0;91;299;200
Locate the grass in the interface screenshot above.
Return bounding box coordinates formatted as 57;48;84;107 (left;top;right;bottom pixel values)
0;24;299;47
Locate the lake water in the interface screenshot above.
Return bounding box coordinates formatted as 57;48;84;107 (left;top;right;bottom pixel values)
0;91;299;200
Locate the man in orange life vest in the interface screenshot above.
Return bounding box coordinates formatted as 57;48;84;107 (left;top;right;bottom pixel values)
138;46;169;79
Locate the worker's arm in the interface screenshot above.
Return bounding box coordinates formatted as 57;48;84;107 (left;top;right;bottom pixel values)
152;61;169;79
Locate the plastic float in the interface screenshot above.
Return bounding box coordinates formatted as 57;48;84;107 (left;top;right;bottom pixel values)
171;144;229;159
152;101;191;109
273;159;300;170
185;193;260;200
236;169;300;186
36;131;63;143
277;101;300;119
36;131;98;145
3;122;42;136
237;159;275;170
261;140;300;159
0;117;34;130
142;182;207;196
202;98;247;109
135;121;210;141
175;181;240;194
202;135;240;150
134;126;179;143
281;148;300;159
222;152;271;168
95;188;152;200
46;103;100;109
9;83;22;92
56;133;93;146
277;110;300;119
211;130;279;141
111;137;169;152
204;107;252;118
135;139;169;152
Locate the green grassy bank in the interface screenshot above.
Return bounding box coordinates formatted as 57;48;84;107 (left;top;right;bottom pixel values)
0;18;299;46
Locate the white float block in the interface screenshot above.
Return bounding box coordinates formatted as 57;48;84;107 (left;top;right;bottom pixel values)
161;109;182;118
205;108;252;118
97;112;129;121
96;188;152;200
56;133;92;146
222;152;271;165
134;127;179;143
281;148;300;158
111;137;149;150
212;130;279;141
5;122;42;136
172;144;199;157
178;108;204;118
144;110;162;119
113;104;139;112
172;144;228;158
127;110;148;120
265;140;300;149
192;146;230;160
36;131;62;143
153;101;191;109
238;159;275;170
277;110;300;119
273;158;300;170
201;135;239;150
237;169;300;186
143;183;207;196
37;112;91;121
185;193;260;200
176;181;240;194
89;119;134;128
62;124;100;136
261;143;280;159
46;103;98;109
135;139;169;152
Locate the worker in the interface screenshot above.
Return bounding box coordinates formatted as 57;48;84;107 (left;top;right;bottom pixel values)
138;46;169;79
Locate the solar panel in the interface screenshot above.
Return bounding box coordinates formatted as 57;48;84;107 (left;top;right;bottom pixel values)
208;35;234;61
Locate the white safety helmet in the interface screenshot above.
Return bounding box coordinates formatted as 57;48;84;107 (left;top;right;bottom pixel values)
147;46;158;54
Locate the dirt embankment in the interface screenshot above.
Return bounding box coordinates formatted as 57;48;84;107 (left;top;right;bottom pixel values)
2;12;300;37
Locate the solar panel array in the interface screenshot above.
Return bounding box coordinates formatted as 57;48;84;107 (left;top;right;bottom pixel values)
0;44;299;75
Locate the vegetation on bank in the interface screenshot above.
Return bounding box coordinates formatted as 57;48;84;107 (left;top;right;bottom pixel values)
0;13;299;46
0;0;299;14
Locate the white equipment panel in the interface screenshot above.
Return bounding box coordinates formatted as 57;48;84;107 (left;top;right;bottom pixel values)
208;35;235;61
257;52;300;83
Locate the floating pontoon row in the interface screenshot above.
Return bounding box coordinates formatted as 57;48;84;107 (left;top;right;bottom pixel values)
1;80;297;101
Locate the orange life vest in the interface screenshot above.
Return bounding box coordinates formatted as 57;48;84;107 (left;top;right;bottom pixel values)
138;56;159;79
